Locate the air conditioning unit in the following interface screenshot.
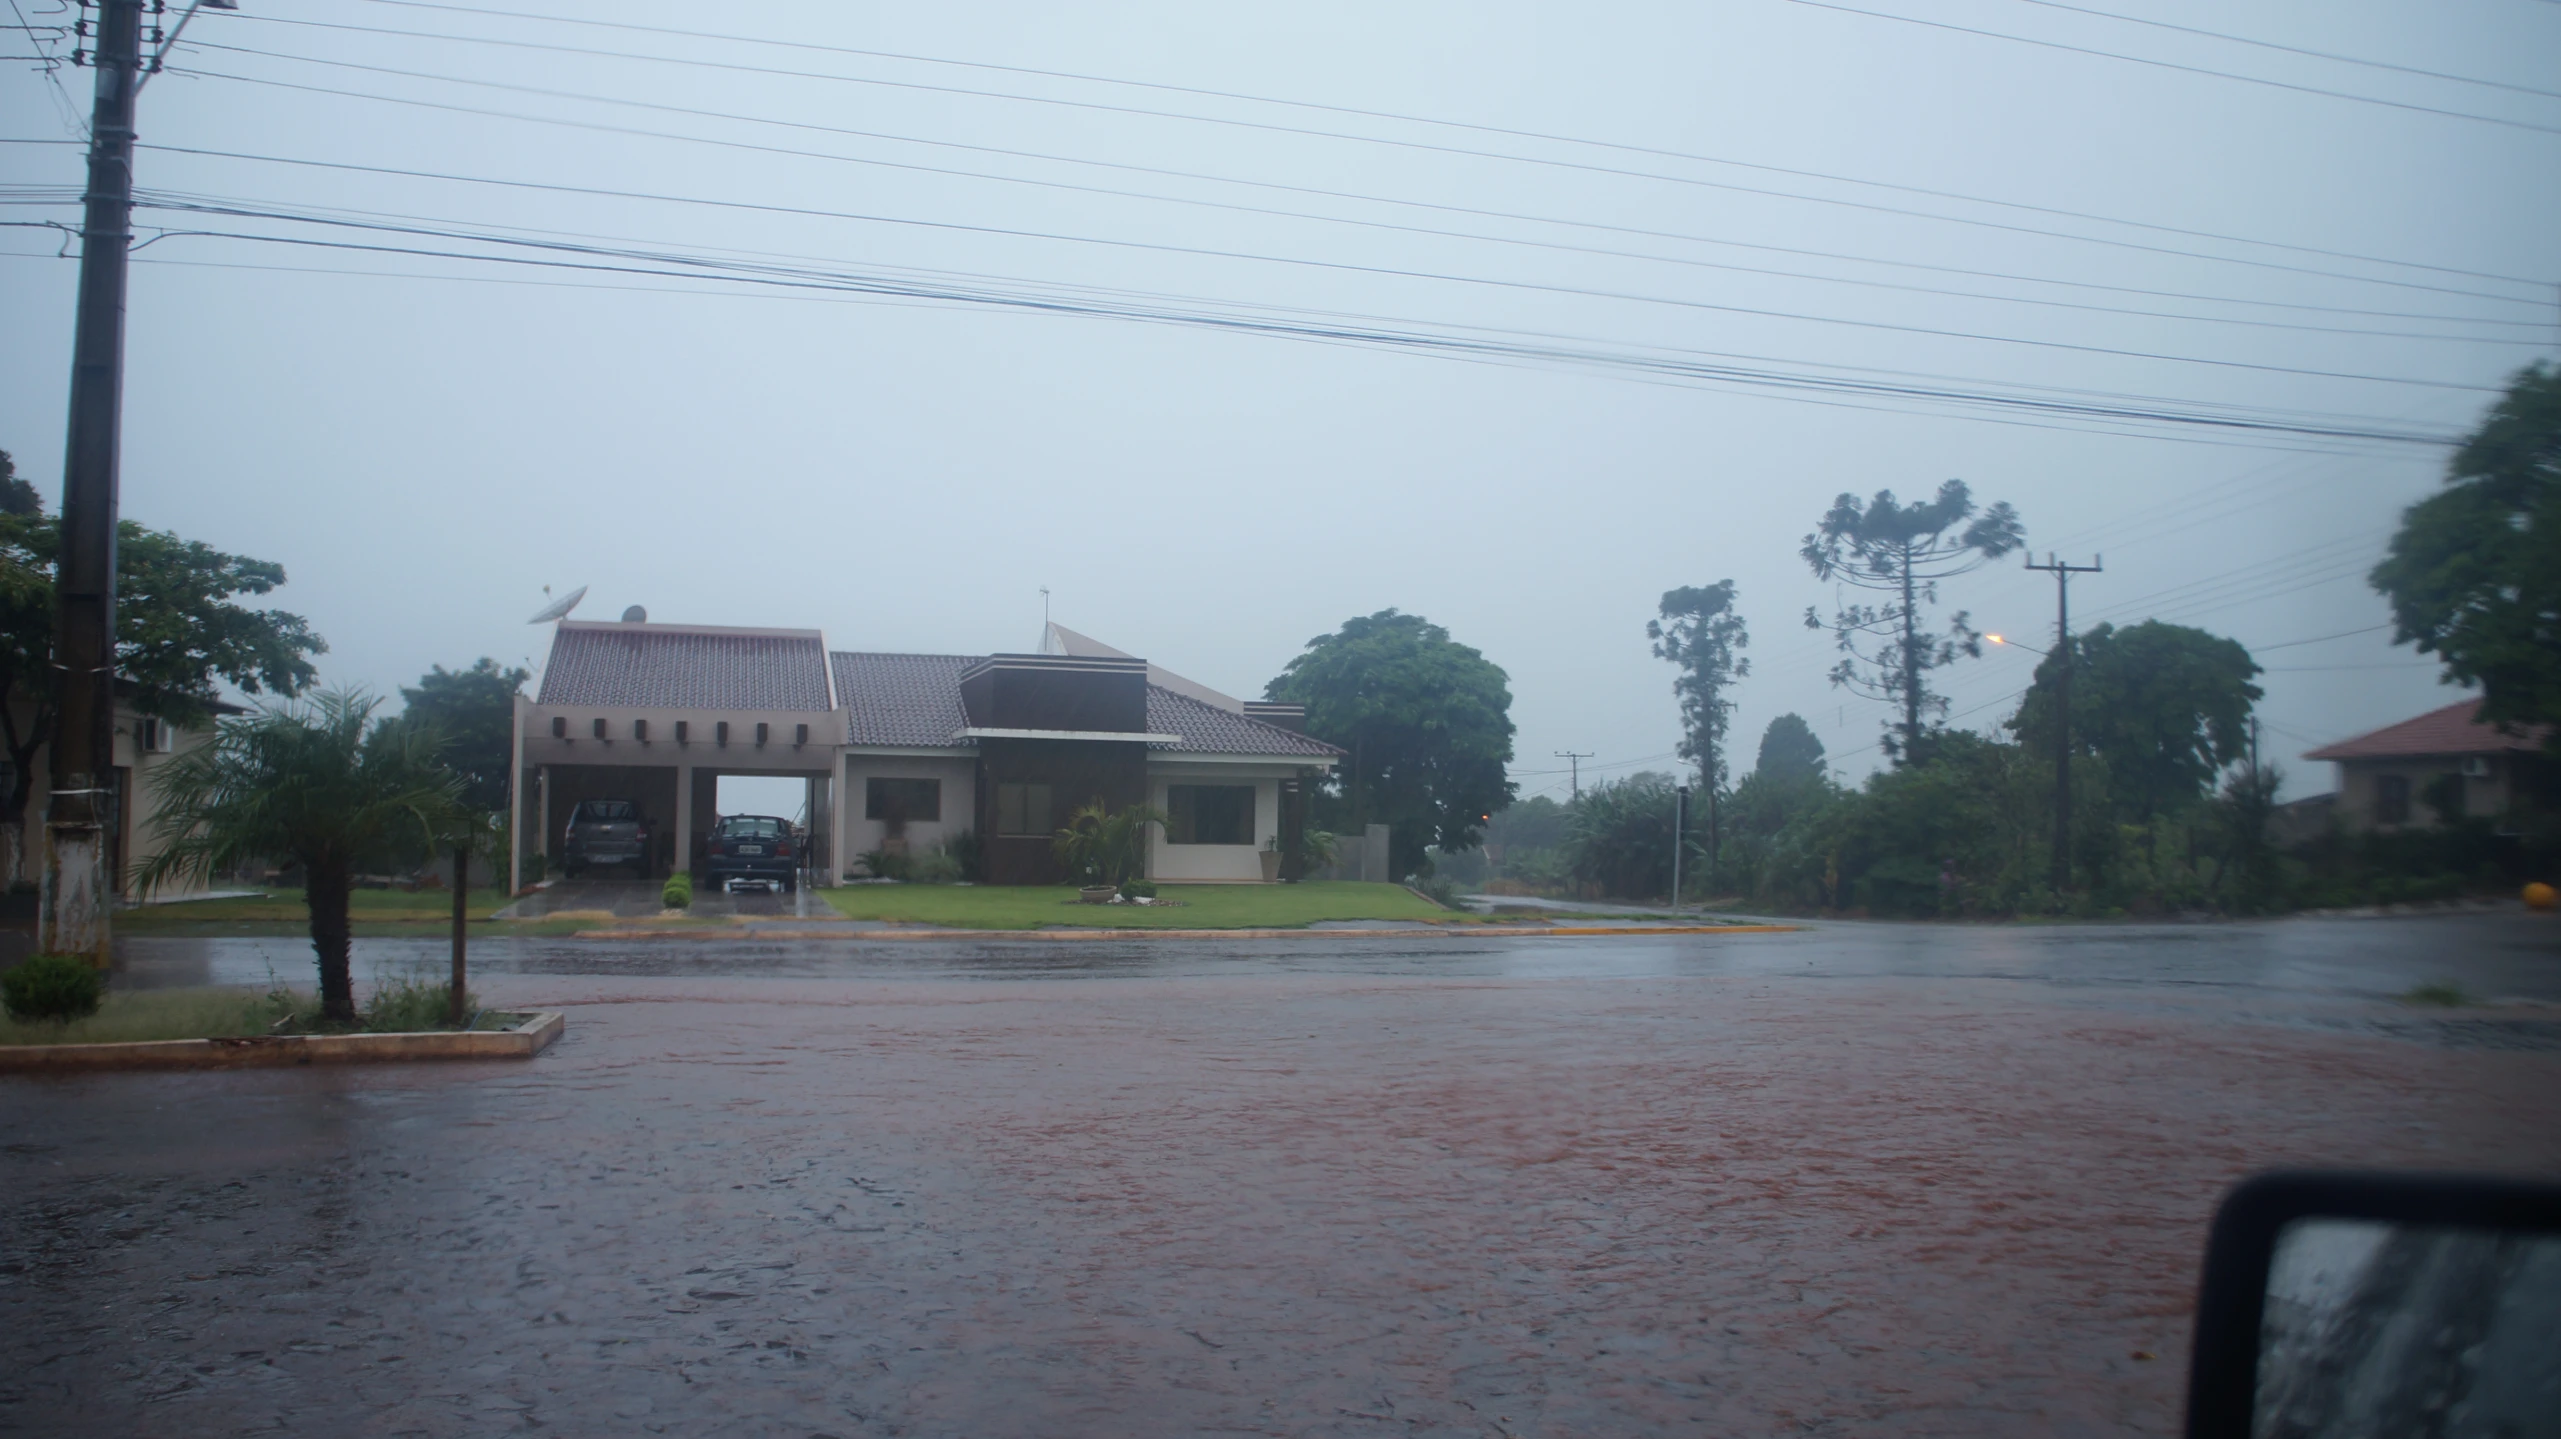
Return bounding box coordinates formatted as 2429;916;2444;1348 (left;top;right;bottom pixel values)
2461;756;2492;779
136;716;177;754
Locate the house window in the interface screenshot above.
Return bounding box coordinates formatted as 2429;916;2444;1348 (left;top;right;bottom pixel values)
995;782;1052;837
866;777;942;825
2374;773;2411;825
1168;784;1255;845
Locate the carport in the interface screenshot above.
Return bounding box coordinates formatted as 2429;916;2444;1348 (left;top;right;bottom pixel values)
511;620;846;889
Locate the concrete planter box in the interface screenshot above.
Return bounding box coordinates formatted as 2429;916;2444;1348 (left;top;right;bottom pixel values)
1077;886;1118;904
0;1011;565;1073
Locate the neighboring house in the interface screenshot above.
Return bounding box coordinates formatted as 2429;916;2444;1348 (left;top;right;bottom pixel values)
2303;699;2553;833
3;687;238;901
512;618;1342;887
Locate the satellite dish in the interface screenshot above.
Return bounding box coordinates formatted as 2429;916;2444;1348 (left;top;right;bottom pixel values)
620;605;647;623
527;584;587;624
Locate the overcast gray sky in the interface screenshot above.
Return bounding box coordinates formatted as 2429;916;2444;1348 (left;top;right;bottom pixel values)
5;0;2555;803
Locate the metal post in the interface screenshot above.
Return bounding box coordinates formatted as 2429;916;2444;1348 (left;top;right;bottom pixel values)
449;843;469;1025
2025;553;2101;894
43;0;146;964
1672;784;1688;910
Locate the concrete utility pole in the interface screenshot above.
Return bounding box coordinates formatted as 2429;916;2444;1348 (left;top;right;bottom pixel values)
1554;751;1591;801
2024;553;2101;895
44;0;149;963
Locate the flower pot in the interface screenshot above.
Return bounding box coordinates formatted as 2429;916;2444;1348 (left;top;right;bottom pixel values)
1078;885;1118;904
1259;850;1283;883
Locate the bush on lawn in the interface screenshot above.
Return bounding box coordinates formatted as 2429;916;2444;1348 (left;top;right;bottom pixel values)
858;847;912;881
661;870;693;909
362;977;466;1033
2;953;103;1023
1118;878;1157;900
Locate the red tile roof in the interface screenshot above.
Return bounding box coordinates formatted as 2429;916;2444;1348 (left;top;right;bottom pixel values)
2304;699;2548;760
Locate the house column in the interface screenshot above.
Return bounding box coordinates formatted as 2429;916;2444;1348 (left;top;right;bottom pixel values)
508;695;525;893
826;764;847;883
673;761;694;877
537;765;552;867
1279;774;1306;882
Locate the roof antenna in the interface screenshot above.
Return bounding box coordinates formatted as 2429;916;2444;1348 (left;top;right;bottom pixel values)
1039;585;1051;651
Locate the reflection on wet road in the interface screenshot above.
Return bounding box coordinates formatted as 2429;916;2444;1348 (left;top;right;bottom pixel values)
3;912;2555;1436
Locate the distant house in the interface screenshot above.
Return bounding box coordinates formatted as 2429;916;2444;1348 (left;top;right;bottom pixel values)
2303;700;2552;832
513;618;1343;887
2;687;238;901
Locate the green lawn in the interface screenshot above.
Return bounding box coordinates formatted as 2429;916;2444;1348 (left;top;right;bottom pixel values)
118;889;522;934
0;985;306;1045
818;881;1450;930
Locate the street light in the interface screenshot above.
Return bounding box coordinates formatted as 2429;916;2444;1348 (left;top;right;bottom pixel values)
1985;633;2049;658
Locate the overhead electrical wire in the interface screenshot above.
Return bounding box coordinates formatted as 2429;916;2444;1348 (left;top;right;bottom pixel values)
1786;0;2561;137
2003;0;2561;101
328;0;2553;292
89;205;2462;448
132;174;2503;397
186;22;2554;306
132;143;2548;351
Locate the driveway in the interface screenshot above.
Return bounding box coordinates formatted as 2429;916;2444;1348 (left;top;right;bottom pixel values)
5;912;2555;1436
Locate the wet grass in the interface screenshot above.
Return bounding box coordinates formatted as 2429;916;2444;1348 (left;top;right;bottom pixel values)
2403;981;2473;1007
115;888;599;937
0;985;314;1045
820;880;1452;930
0;978;501;1045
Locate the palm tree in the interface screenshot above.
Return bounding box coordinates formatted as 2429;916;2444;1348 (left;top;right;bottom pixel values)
136;690;472;1022
1051;799;1166;889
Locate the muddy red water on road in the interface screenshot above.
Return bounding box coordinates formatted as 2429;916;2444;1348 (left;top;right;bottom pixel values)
3;916;2556;1436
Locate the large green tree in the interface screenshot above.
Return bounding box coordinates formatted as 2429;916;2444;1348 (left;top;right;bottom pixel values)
0;452;324;885
1753;713;1827;785
1265;609;1516;877
2009;620;2263;824
1802;480;2023;762
381;658;528;810
2370;363;2561;733
1647;581;1750;795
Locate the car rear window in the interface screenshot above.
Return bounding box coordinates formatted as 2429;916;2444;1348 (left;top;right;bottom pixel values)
579;801;636;821
721;817;784;839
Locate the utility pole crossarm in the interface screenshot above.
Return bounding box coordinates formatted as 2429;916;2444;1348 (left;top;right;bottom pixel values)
2023;553;2102;896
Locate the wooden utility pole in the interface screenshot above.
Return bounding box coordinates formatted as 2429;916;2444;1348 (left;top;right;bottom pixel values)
1553;750;1592;800
449;842;470;1025
2024;553;2101;894
44;0;148;964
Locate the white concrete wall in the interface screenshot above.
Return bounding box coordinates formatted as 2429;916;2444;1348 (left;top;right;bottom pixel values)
1146;774;1278;882
842;754;978;870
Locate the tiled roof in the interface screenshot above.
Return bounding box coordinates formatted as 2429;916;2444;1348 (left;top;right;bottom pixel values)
2304;699;2548;760
539;624;833;710
835;652;974;747
1147;685;1344;757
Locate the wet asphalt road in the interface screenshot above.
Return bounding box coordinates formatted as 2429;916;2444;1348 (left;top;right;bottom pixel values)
3;912;2557;1437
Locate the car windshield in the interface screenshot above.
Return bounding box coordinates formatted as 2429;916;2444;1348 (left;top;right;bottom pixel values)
578;801;635;822
721;817;784;839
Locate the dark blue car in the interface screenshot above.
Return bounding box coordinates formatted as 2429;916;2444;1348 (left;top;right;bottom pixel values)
703;814;801;892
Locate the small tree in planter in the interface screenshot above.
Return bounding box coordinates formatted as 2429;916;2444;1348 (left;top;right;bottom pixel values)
135;690;473;1024
1053;800;1166;899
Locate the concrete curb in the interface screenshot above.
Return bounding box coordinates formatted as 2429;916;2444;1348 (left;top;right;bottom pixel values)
572;924;1800;942
0;1011;565;1073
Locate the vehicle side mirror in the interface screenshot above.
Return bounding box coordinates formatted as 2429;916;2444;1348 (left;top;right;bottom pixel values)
2184;1170;2561;1438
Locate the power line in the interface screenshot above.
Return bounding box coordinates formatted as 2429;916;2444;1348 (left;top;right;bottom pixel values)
146;66;2512;393
177;28;2554;307
330;0;2552;292
2003;0;2561;102
1787;0;2561;137
130;142;2551;351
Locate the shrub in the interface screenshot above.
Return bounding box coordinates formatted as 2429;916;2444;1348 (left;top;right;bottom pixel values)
858;847;913;881
939;829;983;883
363;977;464;1032
908;850;962;884
661;870;693;909
1118;878;1157;900
1053;802;1166;888
1411;873;1461;908
2;954;103;1023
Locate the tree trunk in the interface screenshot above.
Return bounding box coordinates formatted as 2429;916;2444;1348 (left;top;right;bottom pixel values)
1898;549;1922;762
307;859;355;1023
